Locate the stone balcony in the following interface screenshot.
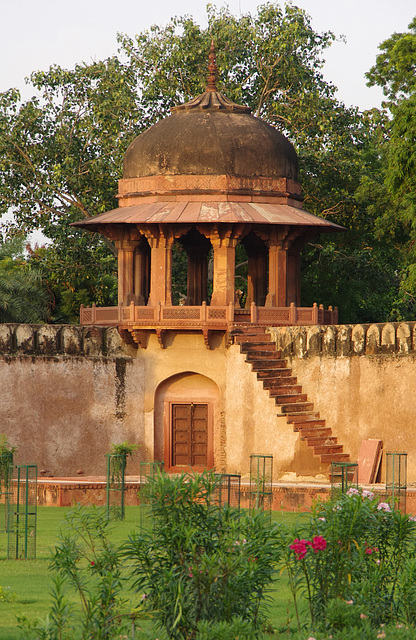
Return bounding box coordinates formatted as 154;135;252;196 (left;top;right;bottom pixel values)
80;301;338;348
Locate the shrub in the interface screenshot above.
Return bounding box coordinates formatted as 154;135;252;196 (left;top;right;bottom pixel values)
21;505;136;640
283;487;416;630
123;469;282;639
195;616;261;640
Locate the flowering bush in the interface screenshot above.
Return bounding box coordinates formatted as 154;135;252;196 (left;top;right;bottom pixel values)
282;487;416;631
124;470;282;640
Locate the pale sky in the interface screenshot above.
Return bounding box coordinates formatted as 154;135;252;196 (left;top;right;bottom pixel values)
1;0;415;111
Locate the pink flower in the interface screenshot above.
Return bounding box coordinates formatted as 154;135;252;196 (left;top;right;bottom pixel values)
362;489;374;500
311;535;327;553
289;538;311;560
91;561;95;566
346;487;359;496
377;502;391;512
364;542;379;555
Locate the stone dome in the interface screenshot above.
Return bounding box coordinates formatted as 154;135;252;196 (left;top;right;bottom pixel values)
123;89;299;183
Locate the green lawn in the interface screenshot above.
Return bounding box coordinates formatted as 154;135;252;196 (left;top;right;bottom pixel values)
0;506;308;640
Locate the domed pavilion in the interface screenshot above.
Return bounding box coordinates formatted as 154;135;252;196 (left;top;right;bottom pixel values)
71;43;348;476
73;43;342;348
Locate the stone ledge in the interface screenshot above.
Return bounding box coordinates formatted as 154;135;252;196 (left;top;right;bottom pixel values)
0;324;126;357
34;477;416;514
267;322;416;358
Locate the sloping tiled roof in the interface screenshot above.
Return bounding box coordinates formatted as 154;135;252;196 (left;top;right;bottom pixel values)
71;201;343;231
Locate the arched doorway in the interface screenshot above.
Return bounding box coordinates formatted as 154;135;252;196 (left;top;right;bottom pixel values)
154;372;220;471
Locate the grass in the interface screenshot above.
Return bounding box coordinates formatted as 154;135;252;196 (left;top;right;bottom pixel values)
0;506;308;640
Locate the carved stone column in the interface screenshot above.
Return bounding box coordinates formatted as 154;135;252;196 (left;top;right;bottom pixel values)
210;226;243;306
145;228;174;306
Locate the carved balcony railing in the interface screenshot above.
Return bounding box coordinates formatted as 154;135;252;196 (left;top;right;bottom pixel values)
80;301;338;328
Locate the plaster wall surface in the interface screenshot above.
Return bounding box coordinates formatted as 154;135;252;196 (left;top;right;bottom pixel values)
0;324;146;476
269;322;416;482
2;322;416;482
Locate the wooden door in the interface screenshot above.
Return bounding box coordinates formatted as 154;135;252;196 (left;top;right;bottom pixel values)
172;403;208;467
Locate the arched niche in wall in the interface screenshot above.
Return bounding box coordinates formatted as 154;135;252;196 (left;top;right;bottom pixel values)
154;372;220;471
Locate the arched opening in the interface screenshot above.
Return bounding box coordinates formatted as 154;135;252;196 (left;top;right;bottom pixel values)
154;372;219;471
241;231;268;307
133;236;150;305
177;228;212;305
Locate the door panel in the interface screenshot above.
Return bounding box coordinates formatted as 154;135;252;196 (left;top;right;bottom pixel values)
172;403;208;467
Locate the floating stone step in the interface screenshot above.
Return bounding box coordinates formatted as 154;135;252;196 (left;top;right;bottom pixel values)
274;393;308;404
245;350;283;360
299;429;332;440
286;412;321;423
268;385;303;396
301;429;333;441
293;419;326;431
306;436;338;447
263;377;298;388
320;453;350;463
313;444;344;455
256;369;294;379
240;342;276;352
251;360;288;370
281;402;315;414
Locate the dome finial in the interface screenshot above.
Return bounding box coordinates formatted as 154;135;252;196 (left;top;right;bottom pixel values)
206;38;218;92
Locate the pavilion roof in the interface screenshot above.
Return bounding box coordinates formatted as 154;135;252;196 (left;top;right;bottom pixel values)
71;201;344;232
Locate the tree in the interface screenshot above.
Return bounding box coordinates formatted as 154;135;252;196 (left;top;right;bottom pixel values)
366;16;416;317
0;237;50;323
0;3;404;322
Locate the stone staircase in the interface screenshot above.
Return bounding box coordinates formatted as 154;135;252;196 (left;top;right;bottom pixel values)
232;325;349;467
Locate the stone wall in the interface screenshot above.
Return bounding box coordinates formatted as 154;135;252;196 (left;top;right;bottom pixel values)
0;324;144;476
268;322;416;359
268;322;416;482
2;321;416;483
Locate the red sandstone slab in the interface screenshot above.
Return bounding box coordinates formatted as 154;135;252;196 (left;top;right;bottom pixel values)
71;201;344;230
239;202;267;223
156;202;188;222
178;201;207;223
358;439;383;483
145;203;176;222
217;201;240;222
199;202;220;222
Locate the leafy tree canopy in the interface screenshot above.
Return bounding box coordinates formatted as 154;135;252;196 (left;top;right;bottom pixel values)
366;16;416;317
0;237;51;323
0;3;410;322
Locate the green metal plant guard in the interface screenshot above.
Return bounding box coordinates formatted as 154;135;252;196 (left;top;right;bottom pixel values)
249;454;273;519
0;451;13;533
106;453;126;520
7;464;37;559
331;461;358;496
215;473;241;509
386;451;407;512
139;461;164;531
